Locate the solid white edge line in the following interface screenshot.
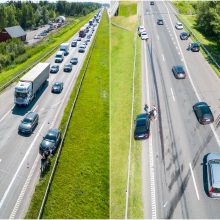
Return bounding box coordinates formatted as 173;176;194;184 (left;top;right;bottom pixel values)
162;54;165;61
0;121;46;209
189;162;200;200
142;1;157;218
163;1;220;147
170;88;175;102
124;7;138;219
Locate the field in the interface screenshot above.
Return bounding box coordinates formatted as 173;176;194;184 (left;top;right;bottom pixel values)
111;1;142;218
0;12;96;88
25;11;109;219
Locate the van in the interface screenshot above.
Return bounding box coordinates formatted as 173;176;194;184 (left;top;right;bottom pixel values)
55;51;64;63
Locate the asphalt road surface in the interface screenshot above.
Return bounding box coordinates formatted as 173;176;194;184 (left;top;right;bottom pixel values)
0;17;99;218
140;1;220;219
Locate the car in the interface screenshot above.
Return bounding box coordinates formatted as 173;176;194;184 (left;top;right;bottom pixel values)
150;1;154;5
172;65;186;79
18;112;39;134
51;82;63;93
180;32;189;40
138;26;145;36
206;153;220;199
39;129;61;155
71;40;77;47
40;31;47;36
63;63;72;72
77;37;81;41
78;45;85;53
134;113;150;140
70;57;78;65
50;64;59;73
34;34;40;39
175;22;183;30
55;51;64;63
191;42;200;52
157;18;164;25
141;31;149;40
193;102;214;125
82;39;88;45
80;42;87;48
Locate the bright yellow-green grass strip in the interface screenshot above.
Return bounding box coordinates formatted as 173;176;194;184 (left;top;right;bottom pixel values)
42;11;109;219
0;11;96;87
177;14;220;77
111;1;143;218
118;1;138;17
25;11;109;219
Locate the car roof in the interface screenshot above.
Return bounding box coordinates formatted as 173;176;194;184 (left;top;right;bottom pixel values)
176;22;182;25
51;64;59;67
174;65;184;72
56;51;64;55
210;162;220;188
26;111;37;119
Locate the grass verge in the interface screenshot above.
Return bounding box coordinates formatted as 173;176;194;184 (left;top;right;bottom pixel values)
0;12;96;87
111;1;142;218
25;11;109;219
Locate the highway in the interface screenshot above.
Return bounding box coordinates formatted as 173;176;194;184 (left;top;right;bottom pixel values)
140;1;220;218
0;15;99;219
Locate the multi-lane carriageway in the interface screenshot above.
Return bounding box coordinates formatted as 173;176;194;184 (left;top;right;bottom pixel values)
0;15;100;219
139;1;220;219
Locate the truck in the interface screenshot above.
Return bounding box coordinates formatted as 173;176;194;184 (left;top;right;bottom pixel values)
14;62;50;107
60;42;70;56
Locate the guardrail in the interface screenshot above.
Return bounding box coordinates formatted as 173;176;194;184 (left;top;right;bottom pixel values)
0;43;61;93
37;16;99;219
170;3;220;71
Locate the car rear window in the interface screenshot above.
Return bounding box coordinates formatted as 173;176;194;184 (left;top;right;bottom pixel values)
201;106;211;114
213;188;220;193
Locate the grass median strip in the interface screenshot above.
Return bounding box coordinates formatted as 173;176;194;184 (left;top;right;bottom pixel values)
111;1;142;218
0;12;96;87
26;10;109;219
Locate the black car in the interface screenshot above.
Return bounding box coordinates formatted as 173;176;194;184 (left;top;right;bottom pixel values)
193;102;214;125
71;40;77;47
51;82;64;93
172;65;186;79
18;112;39;134
70;57;78;65
64;63;72;72
180;32;189;40
39;129;61;155
134;114;150;140
191;43;200;52
50;64;59;73
150;1;154;5
157;18;164;25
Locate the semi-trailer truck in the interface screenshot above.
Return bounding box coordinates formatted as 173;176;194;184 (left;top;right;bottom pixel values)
60;43;70;56
14;62;50;106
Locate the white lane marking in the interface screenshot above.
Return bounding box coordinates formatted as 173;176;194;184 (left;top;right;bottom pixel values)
173;41;176;45
9;154;41;219
0;159;2;163
163;201;168;207
32;105;38;112
170;88;175;102
157;34;159;40
125;14;137;220
162;54;165;61
189;163;200;200
0;121;46;209
0;109;11;123
164;1;220;147
143;33;157;219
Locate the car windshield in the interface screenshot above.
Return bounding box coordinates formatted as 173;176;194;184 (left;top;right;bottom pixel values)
136;119;146;126
54;83;60;86
65;64;71;67
176;67;184;73
56;54;62;58
22;118;32;123
213;188;220;193
51;65;58;68
44;133;56;142
15;92;27;98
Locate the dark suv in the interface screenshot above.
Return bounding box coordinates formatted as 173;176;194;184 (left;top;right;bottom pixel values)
157;18;164;25
18;112;39;134
134;114;150;140
172;65;186;79
39;129;61;155
191;43;200;52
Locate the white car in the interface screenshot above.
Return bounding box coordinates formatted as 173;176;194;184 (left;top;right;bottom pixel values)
138;26;146;36
175;22;183;30
141;31;149;40
34;34;40;39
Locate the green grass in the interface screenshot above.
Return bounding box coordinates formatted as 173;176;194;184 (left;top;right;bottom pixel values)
177;14;220;77
0;12;96;88
26;10;109;219
173;1;196;15
111;1;142;218
118;1;137;17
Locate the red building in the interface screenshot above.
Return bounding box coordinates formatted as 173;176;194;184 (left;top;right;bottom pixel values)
0;26;26;42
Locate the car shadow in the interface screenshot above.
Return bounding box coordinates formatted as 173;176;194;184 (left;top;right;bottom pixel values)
202;154;209;197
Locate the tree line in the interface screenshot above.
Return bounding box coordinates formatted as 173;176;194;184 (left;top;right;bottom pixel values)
0;1;101;30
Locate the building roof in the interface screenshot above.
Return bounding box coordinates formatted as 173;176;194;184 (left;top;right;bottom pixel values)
4;26;26;38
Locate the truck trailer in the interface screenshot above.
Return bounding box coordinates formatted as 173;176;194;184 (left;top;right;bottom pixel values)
60;43;70;56
14;62;50;106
